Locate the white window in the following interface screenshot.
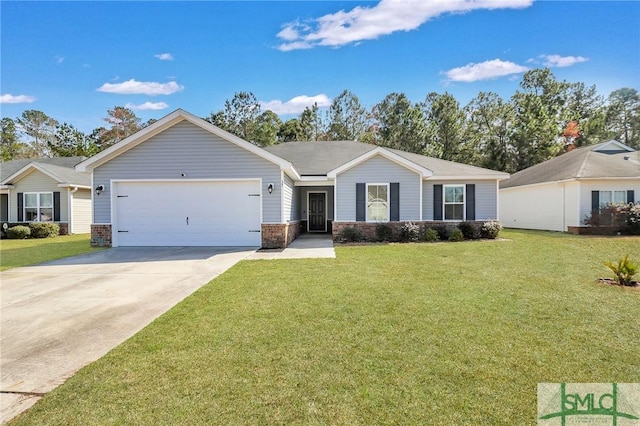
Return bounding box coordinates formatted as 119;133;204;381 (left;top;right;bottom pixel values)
599;190;626;207
367;184;389;222
444;185;464;221
24;192;53;222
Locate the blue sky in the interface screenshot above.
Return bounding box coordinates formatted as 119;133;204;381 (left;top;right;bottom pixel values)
1;1;639;133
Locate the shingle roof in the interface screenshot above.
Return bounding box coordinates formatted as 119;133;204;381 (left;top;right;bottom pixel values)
1;156;89;185
264;141;507;178
500;140;640;189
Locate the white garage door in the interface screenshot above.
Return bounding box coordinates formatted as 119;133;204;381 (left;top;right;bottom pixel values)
113;180;261;247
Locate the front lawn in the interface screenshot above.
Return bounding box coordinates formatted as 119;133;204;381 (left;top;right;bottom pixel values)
9;230;640;425
0;234;102;271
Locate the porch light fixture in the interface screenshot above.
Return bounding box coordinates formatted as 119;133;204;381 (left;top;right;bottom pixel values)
95;185;104;195
267;183;274;194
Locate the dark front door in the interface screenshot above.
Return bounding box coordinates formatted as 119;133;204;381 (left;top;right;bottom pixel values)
308;193;326;232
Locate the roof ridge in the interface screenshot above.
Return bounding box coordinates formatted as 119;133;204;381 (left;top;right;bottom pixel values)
575;149;592;178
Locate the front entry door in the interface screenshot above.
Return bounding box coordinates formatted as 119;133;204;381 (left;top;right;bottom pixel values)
308;193;326;232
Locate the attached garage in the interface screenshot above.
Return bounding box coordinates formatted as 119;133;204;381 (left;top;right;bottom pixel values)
112;180;261;247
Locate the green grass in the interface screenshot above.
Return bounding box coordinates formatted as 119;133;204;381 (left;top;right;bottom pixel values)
0;234;102;271
9;230;640;425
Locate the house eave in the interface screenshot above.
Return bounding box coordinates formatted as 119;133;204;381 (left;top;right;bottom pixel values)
76;109;299;177
327;147;433;178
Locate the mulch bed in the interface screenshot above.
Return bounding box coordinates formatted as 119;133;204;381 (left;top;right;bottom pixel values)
597;278;639;288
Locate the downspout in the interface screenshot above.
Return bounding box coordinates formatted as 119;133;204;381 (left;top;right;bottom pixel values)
562;183;565;232
68;186;79;234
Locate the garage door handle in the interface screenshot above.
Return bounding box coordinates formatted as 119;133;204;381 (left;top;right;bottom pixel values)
186;217;189;225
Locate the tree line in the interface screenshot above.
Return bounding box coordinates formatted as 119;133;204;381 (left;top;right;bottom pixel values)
2;68;638;173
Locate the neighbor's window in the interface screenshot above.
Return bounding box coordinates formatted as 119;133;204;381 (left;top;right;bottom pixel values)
24;192;53;222
367;184;389;222
444;185;464;221
599;190;626;207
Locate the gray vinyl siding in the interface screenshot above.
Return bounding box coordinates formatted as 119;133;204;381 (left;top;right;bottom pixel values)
71;188;92;233
423;180;498;221
9;170;68;222
299;186;334;221
336;155;421;221
282;173;299;222
93;121;282;223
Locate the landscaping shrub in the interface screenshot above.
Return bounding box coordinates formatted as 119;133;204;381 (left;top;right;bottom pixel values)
583;202;640;234
29;222;60;238
458;221;480;240
448;228;464;242
480;220;503;239
433;225;450;241
7;225;31;239
400;222;420;242
340;226;364;243
604;254;638;286
375;223;394;242
423;228;439;242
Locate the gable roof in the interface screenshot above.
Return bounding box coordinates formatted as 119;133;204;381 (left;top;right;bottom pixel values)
75;109;300;179
1;156;90;187
500;140;640;189
265;140;508;180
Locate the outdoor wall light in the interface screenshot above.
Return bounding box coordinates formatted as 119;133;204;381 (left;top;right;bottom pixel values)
267;183;274;194
95;185;104;195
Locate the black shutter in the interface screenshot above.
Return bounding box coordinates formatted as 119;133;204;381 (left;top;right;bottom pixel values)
466;184;476;221
17;192;23;221
433;184;443;220
390;183;400;221
627;190;635;204
53;191;61;221
356;183;365;222
591;191;599;213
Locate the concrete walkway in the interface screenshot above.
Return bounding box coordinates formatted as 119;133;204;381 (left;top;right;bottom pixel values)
247;233;335;260
0;246;256;424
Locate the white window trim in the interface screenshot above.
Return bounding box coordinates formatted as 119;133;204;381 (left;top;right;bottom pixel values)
443;184;465;222
24;191;54;222
366;183;390;223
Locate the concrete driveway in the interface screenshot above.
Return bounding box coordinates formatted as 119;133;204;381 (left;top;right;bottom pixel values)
0;246;256;423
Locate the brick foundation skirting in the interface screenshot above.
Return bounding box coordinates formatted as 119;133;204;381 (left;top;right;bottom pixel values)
58;223;69;235
332;221;485;242
261;221;303;249
567;225;620;235
91;224;112;247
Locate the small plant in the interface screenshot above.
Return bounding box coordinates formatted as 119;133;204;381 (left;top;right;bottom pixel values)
448;228;464;242
604;254;638;286
423;228;439;242
433;225;450;241
7;225;31;239
400;222;420;242
375;223;394;242
458;221;480;240
340;226;364;243
29;222;60;238
480;220;503;239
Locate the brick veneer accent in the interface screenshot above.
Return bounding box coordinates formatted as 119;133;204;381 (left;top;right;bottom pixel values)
58;223;69;235
332;221;485;242
567;225;619;235
261;221;302;249
91;224;112;247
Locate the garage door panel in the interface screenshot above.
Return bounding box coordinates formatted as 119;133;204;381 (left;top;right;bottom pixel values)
114;181;261;246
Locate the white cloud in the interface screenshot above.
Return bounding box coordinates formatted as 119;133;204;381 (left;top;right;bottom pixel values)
55;56;64;64
97;79;184;95
443;59;529;82
277;0;533;51
541;54;588;68
260;94;332;114
0;94;36;104
154;53;174;61
125;102;169;111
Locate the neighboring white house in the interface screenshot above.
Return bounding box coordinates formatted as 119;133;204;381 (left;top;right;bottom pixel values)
499;140;640;232
1;157;92;234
